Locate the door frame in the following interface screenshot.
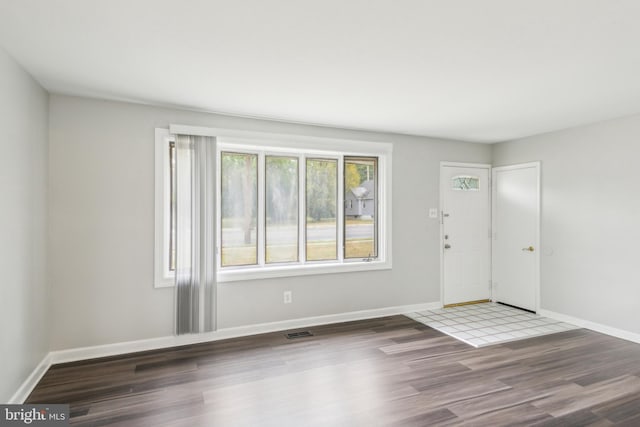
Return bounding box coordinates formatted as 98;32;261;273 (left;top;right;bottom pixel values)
439;161;492;307
491;161;541;312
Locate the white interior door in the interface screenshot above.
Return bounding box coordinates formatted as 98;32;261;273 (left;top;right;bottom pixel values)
441;163;491;305
492;162;540;312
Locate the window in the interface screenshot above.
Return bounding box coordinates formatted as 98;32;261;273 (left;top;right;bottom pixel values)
154;129;176;287
220;152;258;266
306;158;337;261
266;156;299;263
155;127;392;285
344;157;377;259
169;140;176;272
451;175;479;191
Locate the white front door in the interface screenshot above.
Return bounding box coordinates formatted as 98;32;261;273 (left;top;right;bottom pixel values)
441;163;491;305
492;162;540;312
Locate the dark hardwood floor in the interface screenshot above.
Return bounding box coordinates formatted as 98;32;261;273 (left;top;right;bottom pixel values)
27;316;640;426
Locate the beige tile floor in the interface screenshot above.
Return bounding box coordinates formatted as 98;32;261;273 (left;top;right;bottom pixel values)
407;302;579;347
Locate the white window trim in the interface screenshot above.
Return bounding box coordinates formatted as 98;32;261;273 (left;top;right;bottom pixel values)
154;128;175;288
155;125;393;285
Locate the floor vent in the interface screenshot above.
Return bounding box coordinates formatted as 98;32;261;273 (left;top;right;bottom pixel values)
285;331;314;339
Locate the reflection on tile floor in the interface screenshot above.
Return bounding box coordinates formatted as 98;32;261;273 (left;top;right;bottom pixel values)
407;302;579;348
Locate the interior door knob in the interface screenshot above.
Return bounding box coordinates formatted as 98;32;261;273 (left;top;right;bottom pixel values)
444;244;451;249
522;246;534;252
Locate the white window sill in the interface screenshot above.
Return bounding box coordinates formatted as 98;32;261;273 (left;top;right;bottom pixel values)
155;261;391;287
218;260;392;283
154;276;175;288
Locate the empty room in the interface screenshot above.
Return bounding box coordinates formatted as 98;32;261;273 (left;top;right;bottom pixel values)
3;1;640;425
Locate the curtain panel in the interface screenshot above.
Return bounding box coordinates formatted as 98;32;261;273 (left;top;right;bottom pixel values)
174;134;216;334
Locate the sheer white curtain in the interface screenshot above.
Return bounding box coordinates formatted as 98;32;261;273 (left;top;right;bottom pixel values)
174;134;216;335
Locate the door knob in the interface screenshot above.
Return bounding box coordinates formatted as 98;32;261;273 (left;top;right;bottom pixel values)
522;246;534;252
444;244;451;249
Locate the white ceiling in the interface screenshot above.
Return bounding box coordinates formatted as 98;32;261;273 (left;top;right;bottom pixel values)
1;0;640;143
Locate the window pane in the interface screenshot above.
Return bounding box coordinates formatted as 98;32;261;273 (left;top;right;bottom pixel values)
344;157;377;259
169;141;176;271
452;175;479;191
221;152;258;266
266;156;299;263
306;159;337;261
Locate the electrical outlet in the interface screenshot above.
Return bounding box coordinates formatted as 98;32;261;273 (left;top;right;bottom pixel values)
283;290;292;304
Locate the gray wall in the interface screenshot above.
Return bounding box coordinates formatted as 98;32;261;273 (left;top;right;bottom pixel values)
0;48;49;402
48;95;491;350
493;114;640;334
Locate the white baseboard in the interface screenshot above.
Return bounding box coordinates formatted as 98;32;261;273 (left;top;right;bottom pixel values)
10;302;438;403
539;309;640;345
8;353;52;404
50;302;440;365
